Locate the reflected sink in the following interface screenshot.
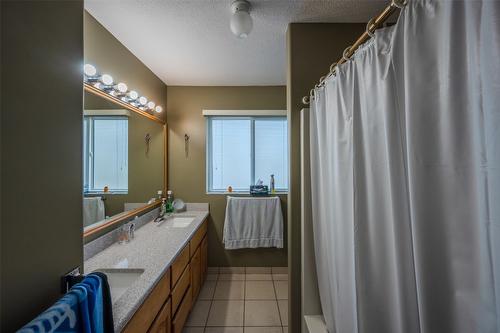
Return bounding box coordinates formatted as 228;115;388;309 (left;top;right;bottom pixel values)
95;268;144;302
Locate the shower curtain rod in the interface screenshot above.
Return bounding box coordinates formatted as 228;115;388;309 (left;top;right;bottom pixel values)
302;0;407;105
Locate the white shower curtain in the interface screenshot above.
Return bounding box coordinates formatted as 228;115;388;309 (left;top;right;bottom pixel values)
309;0;500;332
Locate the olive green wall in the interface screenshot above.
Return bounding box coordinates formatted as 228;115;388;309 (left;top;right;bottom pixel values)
286;23;365;333
84;11;167;121
84;92;164;218
0;1;84;331
167;86;287;267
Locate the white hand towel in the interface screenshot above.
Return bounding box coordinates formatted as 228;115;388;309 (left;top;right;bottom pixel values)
223;196;284;249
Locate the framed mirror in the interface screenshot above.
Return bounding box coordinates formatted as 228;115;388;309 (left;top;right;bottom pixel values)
83;83;166;240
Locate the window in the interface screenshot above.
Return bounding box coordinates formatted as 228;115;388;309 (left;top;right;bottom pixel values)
84;116;128;193
207;116;288;192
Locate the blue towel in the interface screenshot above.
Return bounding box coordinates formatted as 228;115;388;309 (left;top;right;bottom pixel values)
18;273;111;333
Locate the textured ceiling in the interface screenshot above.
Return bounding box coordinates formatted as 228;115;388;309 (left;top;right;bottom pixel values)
85;0;388;86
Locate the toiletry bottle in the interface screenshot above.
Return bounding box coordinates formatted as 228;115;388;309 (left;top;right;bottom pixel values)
160;198;167;217
166;190;174;213
270;174;275;194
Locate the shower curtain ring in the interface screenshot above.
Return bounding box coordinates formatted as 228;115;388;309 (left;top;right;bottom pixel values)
391;0;407;9
319;76;326;86
329;62;337;75
310;89;315;99
342;46;353;61
366;18;375;38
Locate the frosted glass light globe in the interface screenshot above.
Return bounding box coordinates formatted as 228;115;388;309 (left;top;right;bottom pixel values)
101;74;113;86
116;82;128;93
155;106;163;113
230;11;253;38
128;90;139;100
84;64;97;76
147;101;156;110
138;96;148;106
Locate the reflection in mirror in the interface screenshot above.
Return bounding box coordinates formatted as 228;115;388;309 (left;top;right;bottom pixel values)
83;90;165;232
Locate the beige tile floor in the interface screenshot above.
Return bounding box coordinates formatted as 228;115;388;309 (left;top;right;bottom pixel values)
184;267;288;333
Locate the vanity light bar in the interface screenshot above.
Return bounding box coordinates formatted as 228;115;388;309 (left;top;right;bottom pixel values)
83;64;163;113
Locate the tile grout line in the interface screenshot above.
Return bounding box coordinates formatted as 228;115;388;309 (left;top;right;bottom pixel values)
243;270;247;330
204;269;218;331
271;277;284;329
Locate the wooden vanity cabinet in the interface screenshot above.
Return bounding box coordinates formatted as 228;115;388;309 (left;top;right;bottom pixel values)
148;299;172;333
123;268;171;333
172;286;192;333
191;247;201;299
200;236;208;282
122;218;208;333
171;245;190;286
171;265;191;314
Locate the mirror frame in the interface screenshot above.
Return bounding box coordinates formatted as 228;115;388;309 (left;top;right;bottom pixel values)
83;83;167;240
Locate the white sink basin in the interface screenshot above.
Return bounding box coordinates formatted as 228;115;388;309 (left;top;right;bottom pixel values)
155;215;196;228
95;268;144;302
168;216;196;228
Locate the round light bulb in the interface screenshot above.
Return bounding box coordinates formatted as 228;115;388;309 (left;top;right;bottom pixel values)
128;90;139;100
230;10;253;38
116;82;128;93
147;101;156;110
101;74;113;86
155;105;163;113
138;96;148;106
84;64;97;76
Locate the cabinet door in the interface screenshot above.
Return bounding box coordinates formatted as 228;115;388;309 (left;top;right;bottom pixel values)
191;246;201;299
124;268;171;333
201;235;208;282
148;299;172;333
172;287;192;333
172;265;191;315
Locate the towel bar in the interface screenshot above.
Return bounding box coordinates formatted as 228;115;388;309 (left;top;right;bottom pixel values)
61;266;84;293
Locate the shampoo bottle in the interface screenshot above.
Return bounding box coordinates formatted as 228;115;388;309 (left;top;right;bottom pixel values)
270;174;275;194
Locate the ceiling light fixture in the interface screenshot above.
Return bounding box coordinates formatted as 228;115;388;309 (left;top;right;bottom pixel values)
82;66;163;115
230;0;253;39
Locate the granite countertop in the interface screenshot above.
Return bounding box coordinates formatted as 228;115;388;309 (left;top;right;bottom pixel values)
84;209;209;332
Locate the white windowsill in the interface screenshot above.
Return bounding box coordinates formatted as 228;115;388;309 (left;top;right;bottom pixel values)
206;191;288;195
84;191;128;195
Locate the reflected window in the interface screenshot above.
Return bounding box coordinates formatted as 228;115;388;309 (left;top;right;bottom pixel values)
207;116;288;192
84;116;128;193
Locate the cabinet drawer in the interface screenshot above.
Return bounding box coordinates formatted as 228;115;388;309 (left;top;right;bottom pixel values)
172;265;191;315
171;244;190;287
191;247;201;299
123;267;171;333
190;220;207;257
148;298;171;333
172;287;192;333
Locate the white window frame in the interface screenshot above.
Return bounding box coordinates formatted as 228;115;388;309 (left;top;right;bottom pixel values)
206;115;288;194
84;115;129;194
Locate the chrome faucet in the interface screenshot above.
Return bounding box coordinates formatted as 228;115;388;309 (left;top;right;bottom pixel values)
128;222;136;240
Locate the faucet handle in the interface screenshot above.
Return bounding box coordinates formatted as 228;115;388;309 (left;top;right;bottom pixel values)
129;221;136;239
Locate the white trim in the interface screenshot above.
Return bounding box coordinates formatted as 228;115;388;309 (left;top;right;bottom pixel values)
202;109;286;117
84;109;131;117
304;316;328;333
